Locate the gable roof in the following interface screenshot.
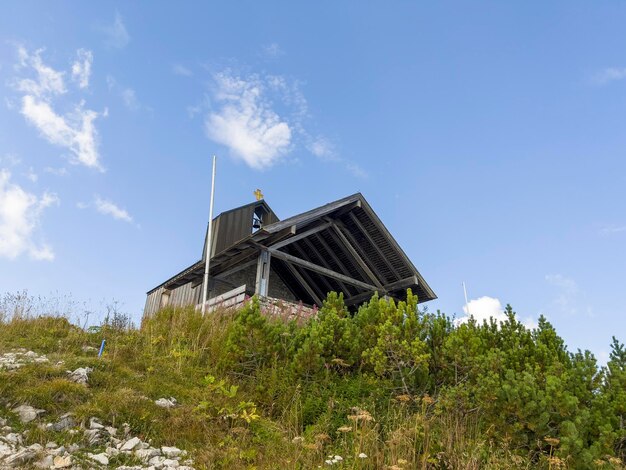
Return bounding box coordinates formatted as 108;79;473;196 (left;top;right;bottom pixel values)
147;193;436;306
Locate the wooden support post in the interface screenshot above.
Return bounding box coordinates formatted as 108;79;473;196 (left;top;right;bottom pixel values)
255;249;271;297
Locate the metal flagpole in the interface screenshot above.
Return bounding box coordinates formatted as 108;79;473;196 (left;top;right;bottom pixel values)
201;155;217;315
462;281;471;317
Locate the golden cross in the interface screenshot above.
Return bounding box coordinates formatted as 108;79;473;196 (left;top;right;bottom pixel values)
253;189;264;201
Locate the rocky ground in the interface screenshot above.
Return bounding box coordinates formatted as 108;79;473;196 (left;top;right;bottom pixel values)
0;350;194;470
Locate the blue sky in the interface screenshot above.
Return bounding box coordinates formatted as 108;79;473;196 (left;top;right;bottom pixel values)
1;2;626;362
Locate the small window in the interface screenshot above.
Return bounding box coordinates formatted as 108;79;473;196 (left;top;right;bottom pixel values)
160;290;171;308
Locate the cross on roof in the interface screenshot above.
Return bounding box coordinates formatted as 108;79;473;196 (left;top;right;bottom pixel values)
253;189;264;201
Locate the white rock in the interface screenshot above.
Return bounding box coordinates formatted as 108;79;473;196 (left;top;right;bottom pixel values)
88;452;109;465
155;397;178;408
67;444;79;453
105;426;118;436
4;447;37;466
148;455;165;466
66;367;92;385
105;446;119;457
162;459;180;468
161;446;182;458
52;413;76;431
2;433;22;445
45;441;58;449
27;443;43;453
50;445;65;456
136;447;161;462
12;404;45;423
120;436;142;451
84;428;102;445
34;454;54;468
89;417;104;429
52;455;72;468
0;442;13;460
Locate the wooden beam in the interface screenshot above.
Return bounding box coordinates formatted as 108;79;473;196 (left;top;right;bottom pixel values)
383;275;419;292
313;233;352;277
291;242;336;298
270;249;377;291
283;261;323;306
332;199;362;218
269;222;331;251
344;289;379;307
344;276;420;307
329;222;384;289
300;237;350;294
347;212;400;279
214;259;257;280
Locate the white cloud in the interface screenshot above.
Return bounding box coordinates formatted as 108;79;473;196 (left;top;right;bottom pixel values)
308;136;368;179
121;88;139;111
21;95;102;170
0;154;21;167
24;167;38;182
102;11;130;49
205;71;292;169
591;67;626;86
43;166;68;176
545;274;587;316
172;64;192;77
0;169;58;261
204;68;366;176
261;43;284;59
308;136;337;161
94;196;133;223
71;49;93;89
15;47;66;97
456;295;536;329
14;48;103;170
600;224;626;235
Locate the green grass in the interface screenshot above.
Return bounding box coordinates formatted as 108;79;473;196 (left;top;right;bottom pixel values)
0;297;624;469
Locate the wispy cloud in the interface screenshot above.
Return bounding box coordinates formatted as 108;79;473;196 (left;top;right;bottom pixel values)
101;11;130;49
71;49;93;89
0;169;58;261
106;75;142;111
15;47;66;97
545;274;592;316
172;64;192;77
93;196;133;223
13;47;104;171
0;154;21;167
43;166;68;176
591;67;626;86
455;295;536;329
203;68;367;176
121;88;140;111
205;71;292;169
261;43;284;59
308;135;368;179
600;224;626;235
24;167;38;182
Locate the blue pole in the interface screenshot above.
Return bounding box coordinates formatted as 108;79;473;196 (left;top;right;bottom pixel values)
98;339;106;358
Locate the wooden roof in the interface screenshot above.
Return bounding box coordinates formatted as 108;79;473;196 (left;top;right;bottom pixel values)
147;193;436;306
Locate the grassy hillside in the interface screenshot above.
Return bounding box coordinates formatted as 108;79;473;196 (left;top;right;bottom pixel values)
0;291;625;469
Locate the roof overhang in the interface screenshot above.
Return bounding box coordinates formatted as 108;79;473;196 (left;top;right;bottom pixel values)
148;193;436;306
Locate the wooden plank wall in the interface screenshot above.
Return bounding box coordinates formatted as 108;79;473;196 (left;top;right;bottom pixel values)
143;282;203;318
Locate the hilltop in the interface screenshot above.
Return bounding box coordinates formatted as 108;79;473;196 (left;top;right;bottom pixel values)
0;292;625;469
